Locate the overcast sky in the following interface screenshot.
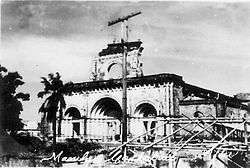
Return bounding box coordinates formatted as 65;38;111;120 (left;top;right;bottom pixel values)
1;1;250;121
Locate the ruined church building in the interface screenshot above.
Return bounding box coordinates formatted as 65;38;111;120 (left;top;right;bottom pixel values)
46;40;248;142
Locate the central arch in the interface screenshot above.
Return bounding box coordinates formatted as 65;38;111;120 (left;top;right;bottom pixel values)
90;97;122;141
90;97;122;120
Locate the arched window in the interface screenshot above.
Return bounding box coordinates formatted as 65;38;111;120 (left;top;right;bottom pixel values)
107;63;122;79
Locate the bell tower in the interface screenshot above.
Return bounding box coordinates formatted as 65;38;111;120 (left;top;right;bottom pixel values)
90;40;144;81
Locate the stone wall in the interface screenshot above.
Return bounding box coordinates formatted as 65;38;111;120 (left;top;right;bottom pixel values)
180;104;216;118
59;81;182;139
63;82;181;118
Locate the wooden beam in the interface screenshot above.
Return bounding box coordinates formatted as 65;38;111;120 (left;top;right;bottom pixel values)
143;122;194;150
108;119;171;157
182;114;225;140
173;121;217;155
108;12;141;26
206;127;237;155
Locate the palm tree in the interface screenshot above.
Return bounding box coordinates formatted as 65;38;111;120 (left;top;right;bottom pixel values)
37;72;66;149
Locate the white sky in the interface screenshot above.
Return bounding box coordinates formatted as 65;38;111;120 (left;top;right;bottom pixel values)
1;1;250;121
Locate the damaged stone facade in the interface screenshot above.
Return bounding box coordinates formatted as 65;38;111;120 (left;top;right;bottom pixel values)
56;71;248;141
60;74;183;140
90;41;144;81
48;41;248;142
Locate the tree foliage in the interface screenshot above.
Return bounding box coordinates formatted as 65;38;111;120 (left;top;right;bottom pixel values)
0;65;30;132
37;72;66;122
37;72;68;144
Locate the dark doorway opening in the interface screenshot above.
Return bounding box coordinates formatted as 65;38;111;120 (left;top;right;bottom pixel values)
65;107;81;136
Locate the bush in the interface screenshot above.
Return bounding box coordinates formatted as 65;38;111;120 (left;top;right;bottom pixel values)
44;138;103;157
12;135;104;159
12;133;45;154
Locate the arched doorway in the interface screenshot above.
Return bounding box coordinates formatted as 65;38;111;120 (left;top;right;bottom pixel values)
135;103;157;117
133;103;157;142
90;97;122;141
65;107;81;137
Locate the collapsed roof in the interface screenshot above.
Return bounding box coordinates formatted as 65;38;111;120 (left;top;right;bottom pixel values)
62;73;248;110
